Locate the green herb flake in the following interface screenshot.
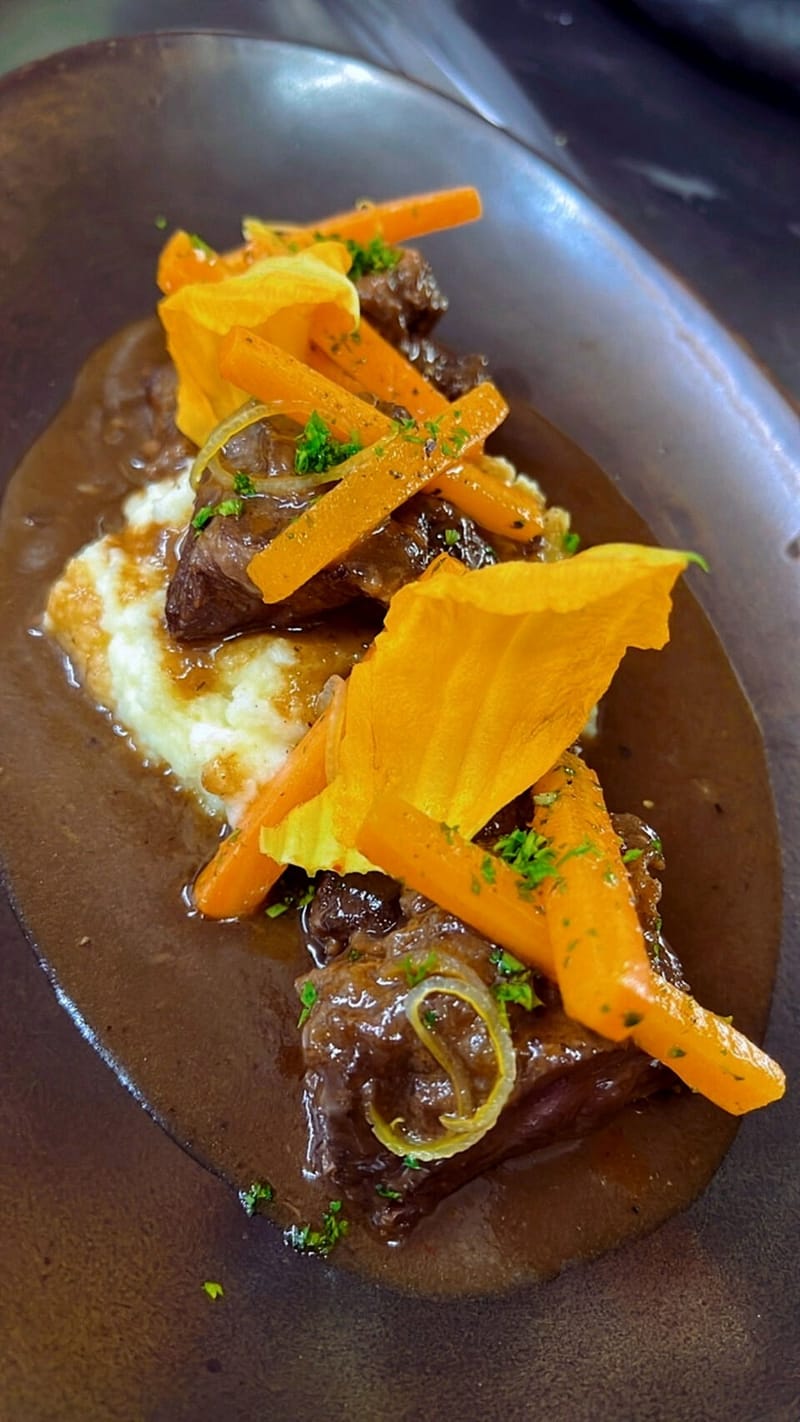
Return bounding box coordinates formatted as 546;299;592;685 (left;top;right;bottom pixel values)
668;1047;687;1059
233;471;257;497
295;410;362;475
154;214;168;231
422;1008;438;1029
239;1180;275;1216
203;1281;224;1300
444;528;461;547
404;952;438;988
651;836;663;856
533;791;558;808
623;1012;644;1028
563;530;581;556
490;946;527;977
440;821;459;845
297;979;318;1028
191;505;216;532
480;855;497;885
493;979;541;1013
402;1155;422;1171
265;902;289;919
494;827;559;894
285;1200;349;1257
342;234;401;281
622;847;644;863
188;232;216;257
375;1183;402;1200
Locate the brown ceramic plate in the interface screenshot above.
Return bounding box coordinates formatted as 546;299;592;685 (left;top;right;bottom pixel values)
1;34;798;1421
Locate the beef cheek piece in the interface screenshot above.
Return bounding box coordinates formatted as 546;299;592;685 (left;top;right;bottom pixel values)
165;414;503;641
356;248;489;401
297;812;687;1236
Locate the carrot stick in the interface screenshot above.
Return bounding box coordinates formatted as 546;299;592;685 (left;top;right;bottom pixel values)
193;690;342;919
617;972;785;1115
311;310;446;423
223;328;545;543
357;778;785;1116
312;186;482;246
219;329;390;443
156;230;250;296
531;751;652;1038
355;792;555;978
246;382;509;602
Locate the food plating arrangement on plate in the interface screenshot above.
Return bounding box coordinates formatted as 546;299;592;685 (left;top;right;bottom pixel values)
0;184;785;1295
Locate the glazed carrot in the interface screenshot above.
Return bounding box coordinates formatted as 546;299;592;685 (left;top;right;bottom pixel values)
531;751;652;1038
219;329;390;443
246;382;509;603
311;310;446;423
306;343;368;397
156;230;249;296
194;689;342;919
223;328;545;543
312;186;482;246
355;792;555;978
617;972;785;1115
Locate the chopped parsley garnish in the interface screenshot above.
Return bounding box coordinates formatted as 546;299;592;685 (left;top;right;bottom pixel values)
404;952;438;988
297;980;318;1028
375;1183;402;1200
294;410;362;475
239;1180;275;1216
203;1281;224;1300
444;528;461;547
266;874;316;919
154;214;168;230
265;902;289;919
342;234;401;281
188;232;216;257
494;827;559;895
480;855;496;885
622;847;644;864
623;1012;644;1028
233;471;257;497
422;1008;438;1029
533;791;558;807
494;979;540;1013
651;836;663;856
668;1046;687;1059
490;947;528;977
284;1200;349;1257
563;530;581;556
402;1154;422;1170
440;822;459;845
191;497;244;532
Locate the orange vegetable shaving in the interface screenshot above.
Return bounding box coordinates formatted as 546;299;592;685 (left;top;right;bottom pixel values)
616;973;785;1115
193;683;344;919
219;329;390;443
260;545;695;878
158;243;358;445
356;785;784;1116
222;327;545;543
531;751;651;1036
356;791;555;979
311;309;446;423
245;382;509;603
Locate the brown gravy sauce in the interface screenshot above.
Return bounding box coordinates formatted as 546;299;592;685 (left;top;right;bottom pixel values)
0;319;781;1296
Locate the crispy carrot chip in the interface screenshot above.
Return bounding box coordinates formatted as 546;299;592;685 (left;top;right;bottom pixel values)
260;544;696;874
157;242;358;445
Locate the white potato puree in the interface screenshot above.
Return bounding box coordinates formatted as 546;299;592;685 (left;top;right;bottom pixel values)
45;466;305;824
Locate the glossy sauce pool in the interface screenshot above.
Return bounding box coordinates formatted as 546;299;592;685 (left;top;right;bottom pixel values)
0;320;781;1296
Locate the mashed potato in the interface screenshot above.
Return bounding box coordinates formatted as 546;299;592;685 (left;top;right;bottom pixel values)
45;466;306;824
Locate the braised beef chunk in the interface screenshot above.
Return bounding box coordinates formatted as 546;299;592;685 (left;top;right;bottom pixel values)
165;416;504;641
303;872;404;965
356;249;448;345
356;248;489;399
297;811;686;1235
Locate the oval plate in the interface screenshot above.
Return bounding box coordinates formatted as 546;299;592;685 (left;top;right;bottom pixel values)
0;34;798;1421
